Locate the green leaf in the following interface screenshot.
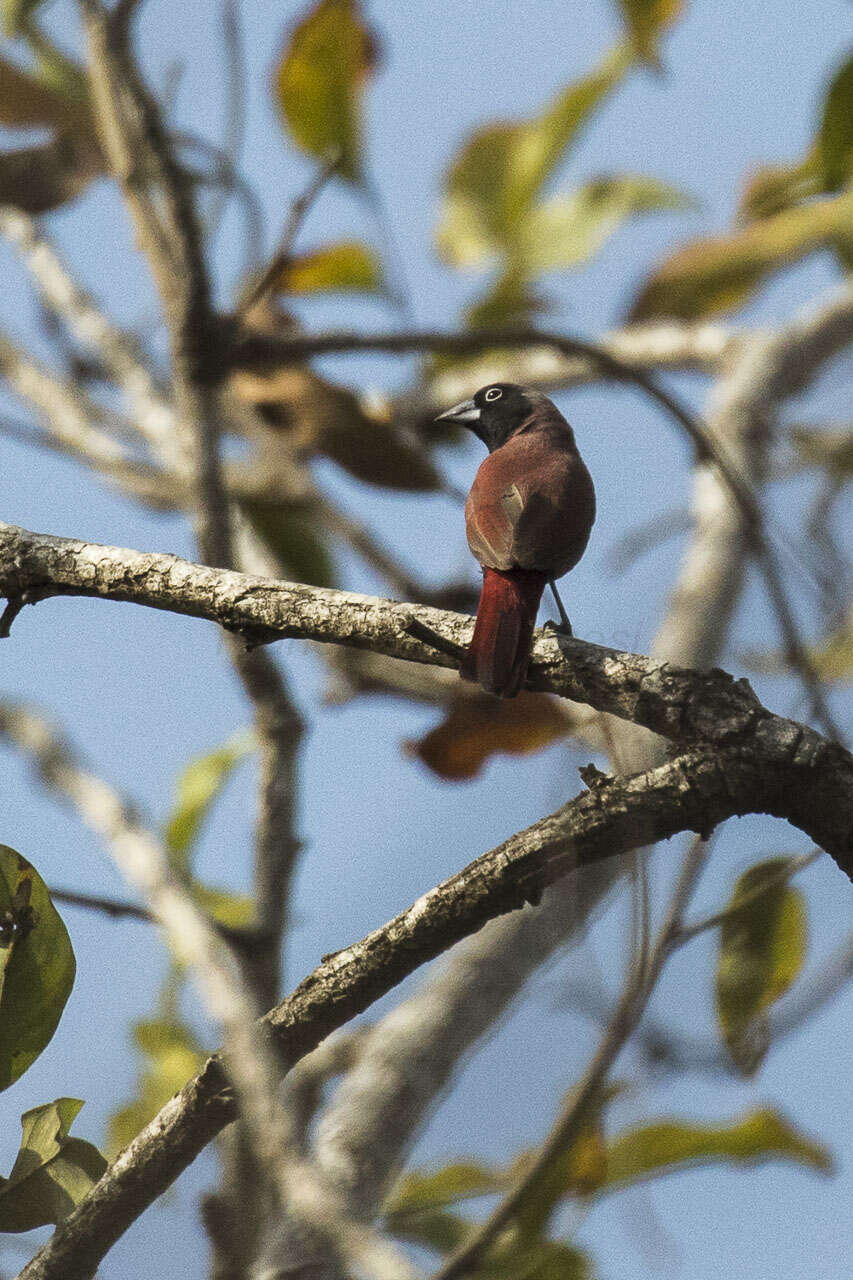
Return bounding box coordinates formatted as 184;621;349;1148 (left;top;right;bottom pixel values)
738;152;826;222
715;859;808;1074
275;0;377;184
277;240;386;295
193;884;256;930
600;1108;832;1192
108;1020;206;1156
515;174;690;273
163;731;255;868
385;1207;472;1254
630;190;853;320
479;1239;591;1280
241;501;337;585
437;46;631;267
819;54;853;191
0;1099;107;1232
386;1161;504;1215
616;0;683;65
0;845;75;1090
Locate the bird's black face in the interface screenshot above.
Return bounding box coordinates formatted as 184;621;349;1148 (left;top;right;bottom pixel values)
435;383;543;452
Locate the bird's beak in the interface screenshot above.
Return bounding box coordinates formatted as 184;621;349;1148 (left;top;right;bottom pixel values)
435;398;481;424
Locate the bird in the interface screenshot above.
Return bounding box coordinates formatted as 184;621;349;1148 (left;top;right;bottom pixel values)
436;383;595;698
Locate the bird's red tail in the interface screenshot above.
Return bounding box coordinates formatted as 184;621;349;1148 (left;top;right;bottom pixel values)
461;567;547;697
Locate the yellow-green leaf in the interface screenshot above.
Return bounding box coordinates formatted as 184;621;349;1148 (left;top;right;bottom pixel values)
0;1099;107;1232
600;1108;831;1192
715;859;808;1075
108;1020;206;1156
516;174;690;273
386;1161;504;1215
806;609;853;683
385;1207;472;1254
0;845;75;1090
738;152;826;222
193;884;256;930
616;0;683;65
163;731;255;868
819;53;853;191
276;240;386;295
437;47;631;267
275;0;376;184
480;1239;591;1280
631;190;853;320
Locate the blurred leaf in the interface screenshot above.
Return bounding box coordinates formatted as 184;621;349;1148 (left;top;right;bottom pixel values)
0;845;75;1090
715;858;807;1074
745;608;853;684
275;0;377;184
108;1020;206;1156
386;1207;472;1254
2;0;44;36
0;55;89;128
193;884;256;930
241;500;337;585
630;191;853;320
387;1161;505;1215
405;692;573;781
806;609;853;682
463;272;551;331
516;174;690;273
0;133;100;213
738;152;825;222
600;1108;832;1191
437;47;631;267
616;0;683;64
479;1239;591;1280
819;53;853;190
277;240;386;295
233;360;440;491
790;425;853;478
510;1087;615;1238
0;1099;107;1232
164;730;255;869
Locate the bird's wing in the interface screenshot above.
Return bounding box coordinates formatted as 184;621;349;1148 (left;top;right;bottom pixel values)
465;479;527;570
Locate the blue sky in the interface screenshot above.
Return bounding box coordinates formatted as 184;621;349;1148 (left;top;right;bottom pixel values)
0;1;851;1277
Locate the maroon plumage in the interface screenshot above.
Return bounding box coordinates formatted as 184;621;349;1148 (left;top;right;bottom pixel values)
438;384;595;697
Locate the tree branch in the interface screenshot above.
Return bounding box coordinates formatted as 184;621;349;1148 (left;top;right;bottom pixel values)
15;719;850;1279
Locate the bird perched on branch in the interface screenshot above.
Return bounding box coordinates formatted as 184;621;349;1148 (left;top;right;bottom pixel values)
437;384;595;698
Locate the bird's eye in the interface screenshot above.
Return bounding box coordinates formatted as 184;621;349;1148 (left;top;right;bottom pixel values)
484;387;503;402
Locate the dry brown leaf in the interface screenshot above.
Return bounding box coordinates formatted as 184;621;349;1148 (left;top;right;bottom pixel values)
405;691;574;780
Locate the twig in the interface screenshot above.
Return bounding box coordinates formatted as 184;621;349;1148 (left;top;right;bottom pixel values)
203;0;249;251
236;148;342;316
48;886;153;922
0;209;175;456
